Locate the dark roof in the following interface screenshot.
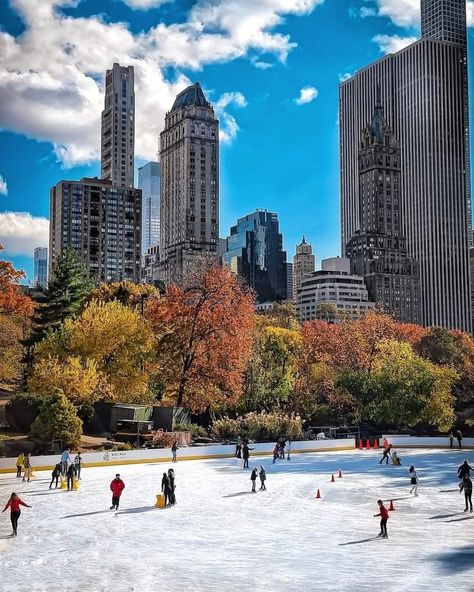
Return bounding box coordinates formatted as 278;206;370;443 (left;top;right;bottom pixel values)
171;82;210;112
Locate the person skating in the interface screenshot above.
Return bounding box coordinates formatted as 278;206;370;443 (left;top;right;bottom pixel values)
459;475;473;512
374;500;389;538
409;466;418;496
457;460;473;481
259;466;266;491
60;448;72;476
66;462;77;491
272;444;279;464
161;472;171;507
15;453;24;478
171;440;179;463
168;468;176;505
456;430;463;449
449;432;454;449
74;452;83;480
49;463;62;489
242;442;254;469
22;453;32;482
379;444;393;465
2;493;31;536
250;468;258;493
110;474;125;510
286;440;292;461
391;450;401;466
279;438;286;460
235;436;242;459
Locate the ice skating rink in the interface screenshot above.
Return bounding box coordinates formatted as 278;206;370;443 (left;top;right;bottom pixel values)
1;448;473;592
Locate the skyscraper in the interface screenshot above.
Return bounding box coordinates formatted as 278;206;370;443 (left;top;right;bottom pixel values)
293;236;315;299
101;63;135;188
33;247;48;289
138;162;160;253
345;98;419;323
50;177;141;282
223;210;288;303
340;0;472;331
159;83;219;284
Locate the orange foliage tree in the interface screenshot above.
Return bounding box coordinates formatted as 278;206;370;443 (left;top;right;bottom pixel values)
147;264;255;411
0;243;33;317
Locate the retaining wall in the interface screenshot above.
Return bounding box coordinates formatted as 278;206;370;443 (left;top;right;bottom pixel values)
0;439;355;474
383;435;474;449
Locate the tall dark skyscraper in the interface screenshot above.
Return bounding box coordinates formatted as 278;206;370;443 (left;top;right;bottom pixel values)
138;161;160;253
340;0;472;331
101;63;135;188
223;210;288;304
345;98;419;323
160;83;219;284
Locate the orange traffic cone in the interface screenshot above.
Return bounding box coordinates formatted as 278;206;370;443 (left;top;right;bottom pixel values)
331;473;335;483
315;489;321;499
389;500;395;511
373;438;379;449
358;439;364;450
366;439;371;449
338;469;343;478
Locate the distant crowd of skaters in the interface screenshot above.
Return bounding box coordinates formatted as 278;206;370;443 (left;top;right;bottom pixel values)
2;438;473;538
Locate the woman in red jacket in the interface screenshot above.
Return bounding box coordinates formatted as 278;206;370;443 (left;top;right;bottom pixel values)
110;474;125;510
2;492;31;536
374;499;389;538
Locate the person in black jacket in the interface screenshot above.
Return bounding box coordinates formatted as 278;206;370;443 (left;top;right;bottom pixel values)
161;472;171;507
242;443;254;469
49;463;62;489
379;444;393;465
167;468;176;505
66;463;77;491
250;468;258;493
457;460;473;481
460;475;473;512
456;430;463;449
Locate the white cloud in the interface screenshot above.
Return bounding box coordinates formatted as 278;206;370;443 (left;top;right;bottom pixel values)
0;175;7;195
0;212;49;256
215;92;248;143
121;0;171;9
294;86;318;105
360;6;377;18
373;34;418;54
339;72;353;82
251;57;273;70
372;0;474;28
0;0;324;166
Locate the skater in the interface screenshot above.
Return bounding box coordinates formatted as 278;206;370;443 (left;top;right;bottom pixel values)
457;459;473;481
391;450;401;466
49;463;62;489
259;466;266;491
171;440;179;463
374;499;389;538
279;438;286;459
22;453;32;482
286;440;292;461
272;444;279;464
459;475;473;512
74;452;83;480
161;472;171;506
60;448;72;476
449;432;454;449
250;468;258;492
235;436;242;459
242;442;253;469
110;474;125;510
382;437;389;450
66;462;77;491
168;468;176;505
15;453;24;478
456;430;463;449
2;493;31;536
409;466;418;496
379;444;393;465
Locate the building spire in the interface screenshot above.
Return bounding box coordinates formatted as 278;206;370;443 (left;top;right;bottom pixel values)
370;84;385;143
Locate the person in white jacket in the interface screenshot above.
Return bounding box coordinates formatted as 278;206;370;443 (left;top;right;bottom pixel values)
286;440;292;461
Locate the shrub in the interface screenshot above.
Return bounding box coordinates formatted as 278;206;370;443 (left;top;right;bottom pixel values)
212;412;303;441
5;392;48;432
174;422;208;438
30;390;83;449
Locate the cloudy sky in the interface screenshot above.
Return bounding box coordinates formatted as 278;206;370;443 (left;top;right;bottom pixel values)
0;0;473;282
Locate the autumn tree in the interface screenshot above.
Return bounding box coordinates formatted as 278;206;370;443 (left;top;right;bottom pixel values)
89;281;160;310
147;264;255;411
31;300;155;404
30;390;83;448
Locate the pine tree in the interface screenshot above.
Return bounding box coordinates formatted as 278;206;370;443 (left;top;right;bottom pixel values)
26;249;93;346
30;390;83;448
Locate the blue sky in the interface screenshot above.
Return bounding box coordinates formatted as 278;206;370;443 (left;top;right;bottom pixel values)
0;0;473;283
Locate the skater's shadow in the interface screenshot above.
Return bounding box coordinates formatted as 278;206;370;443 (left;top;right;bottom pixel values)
30;490;65;496
116;506;157;515
223;491;253;498
432;545;474;574
438;489;459;493
429;513;462;520
445;516;474;522
339;537;379;546
61;510;111;519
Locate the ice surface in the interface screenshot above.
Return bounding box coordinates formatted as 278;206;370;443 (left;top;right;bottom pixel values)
1;449;473;592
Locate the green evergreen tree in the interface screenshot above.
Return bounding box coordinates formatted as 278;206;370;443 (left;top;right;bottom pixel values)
30;390;83;448
26;249;93;346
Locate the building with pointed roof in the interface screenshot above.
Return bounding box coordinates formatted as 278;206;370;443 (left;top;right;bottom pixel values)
293;235;315;302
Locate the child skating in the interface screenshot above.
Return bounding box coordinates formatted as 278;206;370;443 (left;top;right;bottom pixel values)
2;493;31;536
459;475;473;512
409;466;418;496
250;468;258;492
49;463;62;489
110;474;125;510
374;500;389;538
259;466;266;491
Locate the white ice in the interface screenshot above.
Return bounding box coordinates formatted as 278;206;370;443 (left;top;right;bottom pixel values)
1;448;473;592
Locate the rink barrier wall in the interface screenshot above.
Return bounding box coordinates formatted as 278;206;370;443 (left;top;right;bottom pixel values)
0;439;355;473
383;436;474;449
